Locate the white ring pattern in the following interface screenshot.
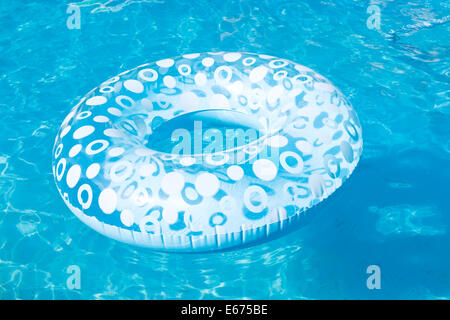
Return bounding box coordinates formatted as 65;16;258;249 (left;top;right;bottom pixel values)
52;52;363;252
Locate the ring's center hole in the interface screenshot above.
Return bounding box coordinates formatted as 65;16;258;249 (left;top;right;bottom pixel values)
146;109;266;155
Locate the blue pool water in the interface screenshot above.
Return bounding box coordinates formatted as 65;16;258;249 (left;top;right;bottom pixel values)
0;0;449;299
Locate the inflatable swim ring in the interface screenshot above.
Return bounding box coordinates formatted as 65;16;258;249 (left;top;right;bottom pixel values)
52;52;363;252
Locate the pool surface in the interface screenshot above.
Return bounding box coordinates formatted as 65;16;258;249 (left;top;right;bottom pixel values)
0;0;449;299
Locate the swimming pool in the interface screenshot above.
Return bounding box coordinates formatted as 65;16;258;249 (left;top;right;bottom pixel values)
0;0;449;299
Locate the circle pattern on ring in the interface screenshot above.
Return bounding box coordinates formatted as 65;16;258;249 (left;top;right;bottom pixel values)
52;52;363;252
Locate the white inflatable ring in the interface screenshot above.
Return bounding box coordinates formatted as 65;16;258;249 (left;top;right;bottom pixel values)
52;52;363;252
